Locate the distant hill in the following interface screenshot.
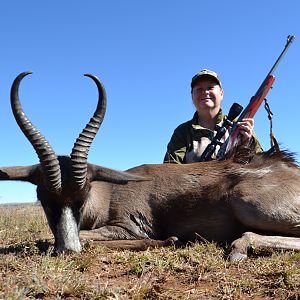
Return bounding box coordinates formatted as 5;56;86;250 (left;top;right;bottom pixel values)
0;201;40;207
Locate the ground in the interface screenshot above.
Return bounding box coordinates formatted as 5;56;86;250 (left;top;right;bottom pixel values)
0;204;300;299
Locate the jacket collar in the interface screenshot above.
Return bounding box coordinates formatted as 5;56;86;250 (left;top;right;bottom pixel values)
191;109;224;130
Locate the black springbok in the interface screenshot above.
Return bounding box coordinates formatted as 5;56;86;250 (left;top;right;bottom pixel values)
1;72;300;261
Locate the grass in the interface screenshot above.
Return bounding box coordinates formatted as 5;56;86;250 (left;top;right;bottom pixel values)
0;204;300;299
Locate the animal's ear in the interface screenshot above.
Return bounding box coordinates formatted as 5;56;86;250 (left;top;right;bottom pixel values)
88;164;147;184
0;164;41;186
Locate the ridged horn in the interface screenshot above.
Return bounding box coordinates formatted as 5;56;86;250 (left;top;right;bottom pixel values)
70;74;107;189
10;72;62;194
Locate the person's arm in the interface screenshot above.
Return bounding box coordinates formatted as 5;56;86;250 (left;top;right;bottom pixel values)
163;125;190;164
251;132;263;153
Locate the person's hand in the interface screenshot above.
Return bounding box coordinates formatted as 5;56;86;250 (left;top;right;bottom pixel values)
237;118;254;144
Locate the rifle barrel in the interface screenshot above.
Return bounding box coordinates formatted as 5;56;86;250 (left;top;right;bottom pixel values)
268;35;295;76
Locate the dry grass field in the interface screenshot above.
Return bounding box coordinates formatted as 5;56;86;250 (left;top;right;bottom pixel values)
1;204;300;299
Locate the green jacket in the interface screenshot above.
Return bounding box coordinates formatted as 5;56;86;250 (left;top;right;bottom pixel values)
163;110;263;164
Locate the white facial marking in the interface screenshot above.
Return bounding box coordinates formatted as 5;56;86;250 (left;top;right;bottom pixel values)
56;206;81;252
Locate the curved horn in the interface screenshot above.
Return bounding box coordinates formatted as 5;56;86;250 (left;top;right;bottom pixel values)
70;74;107;189
10;72;62;194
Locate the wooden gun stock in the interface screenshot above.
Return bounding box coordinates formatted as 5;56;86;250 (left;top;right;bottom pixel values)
216;35;295;160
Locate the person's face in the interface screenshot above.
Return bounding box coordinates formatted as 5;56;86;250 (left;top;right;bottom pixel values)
191;78;224;112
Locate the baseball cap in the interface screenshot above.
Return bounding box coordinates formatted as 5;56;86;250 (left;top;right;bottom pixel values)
191;69;222;89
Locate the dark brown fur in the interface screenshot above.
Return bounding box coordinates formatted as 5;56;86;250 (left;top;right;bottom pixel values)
3;72;300;261
3;148;300;261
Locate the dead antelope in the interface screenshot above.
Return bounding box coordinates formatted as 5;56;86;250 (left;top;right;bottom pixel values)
1;72;300;261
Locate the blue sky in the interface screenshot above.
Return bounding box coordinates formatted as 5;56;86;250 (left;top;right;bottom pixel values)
0;1;299;203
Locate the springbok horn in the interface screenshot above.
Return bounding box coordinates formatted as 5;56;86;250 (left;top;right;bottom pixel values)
10;72;62;194
70;74;107;189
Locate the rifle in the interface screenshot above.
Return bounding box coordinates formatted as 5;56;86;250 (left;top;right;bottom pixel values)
199;35;295;162
198;102;243;161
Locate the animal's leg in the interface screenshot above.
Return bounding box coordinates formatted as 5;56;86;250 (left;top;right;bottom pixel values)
80;225;178;251
81;236;178;251
231;183;300;238
229;232;300;262
80;224;148;240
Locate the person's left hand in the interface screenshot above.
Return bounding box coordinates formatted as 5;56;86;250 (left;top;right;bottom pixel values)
237;118;254;144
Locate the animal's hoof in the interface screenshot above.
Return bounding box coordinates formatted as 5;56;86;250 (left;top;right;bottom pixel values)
229;252;248;262
164;236;178;246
